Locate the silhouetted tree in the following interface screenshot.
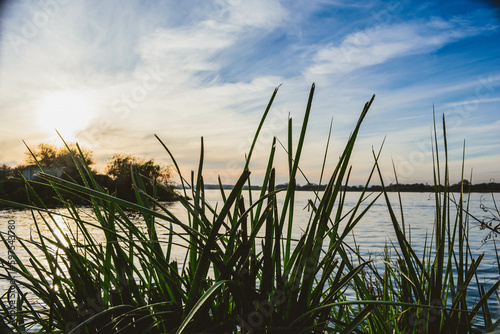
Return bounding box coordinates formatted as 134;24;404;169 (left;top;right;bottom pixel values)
105;154;173;202
0;164;15;181
24;143;95;180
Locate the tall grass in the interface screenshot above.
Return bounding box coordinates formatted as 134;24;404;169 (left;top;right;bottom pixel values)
359;113;500;333
1;85;498;333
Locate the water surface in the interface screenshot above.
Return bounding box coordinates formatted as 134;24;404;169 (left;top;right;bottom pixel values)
1;190;498;328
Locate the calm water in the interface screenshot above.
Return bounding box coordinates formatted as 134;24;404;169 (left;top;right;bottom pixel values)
1;191;499;328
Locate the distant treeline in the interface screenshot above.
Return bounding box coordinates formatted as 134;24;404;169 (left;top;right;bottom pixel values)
200;181;500;193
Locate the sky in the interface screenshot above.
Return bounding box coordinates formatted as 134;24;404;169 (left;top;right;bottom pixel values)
0;0;499;186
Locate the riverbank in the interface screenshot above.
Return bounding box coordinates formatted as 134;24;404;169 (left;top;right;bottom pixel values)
199;182;500;192
0;173;178;209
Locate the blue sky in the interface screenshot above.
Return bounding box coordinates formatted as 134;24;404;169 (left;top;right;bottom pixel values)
1;0;499;186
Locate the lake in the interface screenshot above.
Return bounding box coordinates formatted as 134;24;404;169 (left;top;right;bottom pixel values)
1;190;499;329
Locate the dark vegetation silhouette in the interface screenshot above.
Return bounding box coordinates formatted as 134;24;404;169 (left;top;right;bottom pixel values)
104;153;173;202
0;143;176;208
206;179;500;193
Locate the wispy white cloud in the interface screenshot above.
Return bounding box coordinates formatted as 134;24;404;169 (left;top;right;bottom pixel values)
215;0;288;29
441;97;500;108
304;14;497;78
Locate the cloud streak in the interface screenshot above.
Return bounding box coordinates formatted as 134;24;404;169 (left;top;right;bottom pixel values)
305;14;497;78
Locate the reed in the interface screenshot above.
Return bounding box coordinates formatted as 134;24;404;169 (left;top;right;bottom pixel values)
360;113;500;333
0;85;498;333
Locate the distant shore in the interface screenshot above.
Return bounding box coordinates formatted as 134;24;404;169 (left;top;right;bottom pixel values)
195;182;500;193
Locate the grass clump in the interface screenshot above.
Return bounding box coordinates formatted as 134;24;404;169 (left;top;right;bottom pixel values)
1;84;498;333
362;114;500;333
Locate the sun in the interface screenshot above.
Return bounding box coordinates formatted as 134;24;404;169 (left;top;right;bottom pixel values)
36;91;94;141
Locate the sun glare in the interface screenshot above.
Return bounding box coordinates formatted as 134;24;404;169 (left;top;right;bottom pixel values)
36;91;94;140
